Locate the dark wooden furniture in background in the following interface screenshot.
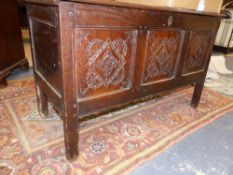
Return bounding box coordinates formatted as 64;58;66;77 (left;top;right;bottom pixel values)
0;0;29;88
18;6;29;28
24;0;222;161
18;0;29;27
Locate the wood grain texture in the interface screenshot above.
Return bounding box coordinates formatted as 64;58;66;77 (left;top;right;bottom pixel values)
58;2;79;161
183;30;212;74
142;30;183;84
25;1;221;161
24;0;59;5
75;29;137;99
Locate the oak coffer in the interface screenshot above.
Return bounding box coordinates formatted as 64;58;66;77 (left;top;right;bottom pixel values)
24;0;222;161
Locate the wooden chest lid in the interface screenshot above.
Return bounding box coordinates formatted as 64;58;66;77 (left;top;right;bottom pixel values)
24;0;223;14
72;0;223;13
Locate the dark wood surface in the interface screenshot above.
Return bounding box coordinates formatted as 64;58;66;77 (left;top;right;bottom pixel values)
25;0;221;161
18;5;29;27
0;0;29;88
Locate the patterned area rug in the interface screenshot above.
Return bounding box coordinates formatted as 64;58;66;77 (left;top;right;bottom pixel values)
1;78;233;175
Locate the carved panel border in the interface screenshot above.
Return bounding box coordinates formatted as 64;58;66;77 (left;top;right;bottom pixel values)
182;30;211;74
142;30;182;85
75;30;137;100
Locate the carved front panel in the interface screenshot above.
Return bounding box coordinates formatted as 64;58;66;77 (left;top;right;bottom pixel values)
182;30;211;74
142;30;182;84
75;29;137;99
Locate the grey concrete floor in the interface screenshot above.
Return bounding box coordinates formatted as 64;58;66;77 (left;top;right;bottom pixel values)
130;54;233;175
130;112;233;175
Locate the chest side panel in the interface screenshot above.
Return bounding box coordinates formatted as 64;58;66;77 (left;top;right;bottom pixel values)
28;4;62;98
